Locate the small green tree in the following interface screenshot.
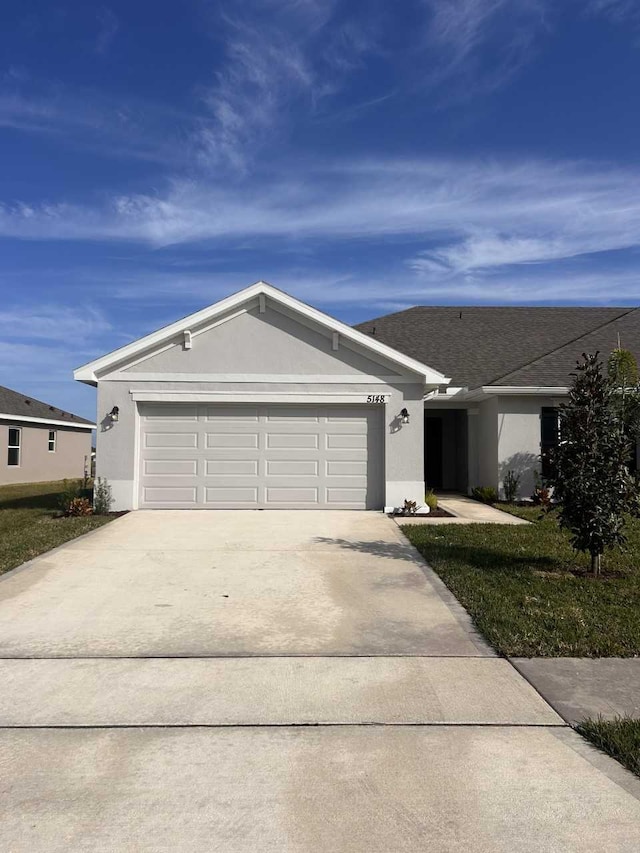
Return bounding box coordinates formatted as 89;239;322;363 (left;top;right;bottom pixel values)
550;353;638;577
608;346;640;450
608;347;639;388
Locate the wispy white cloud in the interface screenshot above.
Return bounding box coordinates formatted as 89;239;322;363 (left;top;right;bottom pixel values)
65;260;640;317
408;265;640;303
0;85;191;165
95;7;119;55
587;0;640;24
0;305;112;343
1;156;640;269
421;0;549;94
0;2;381;172
196;21;313;169
194;0;379;169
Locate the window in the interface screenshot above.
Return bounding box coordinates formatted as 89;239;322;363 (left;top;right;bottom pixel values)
48;430;56;452
540;407;559;480
7;427;20;466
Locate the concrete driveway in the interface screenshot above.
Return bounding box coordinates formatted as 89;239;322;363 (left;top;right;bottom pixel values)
1;510;640;851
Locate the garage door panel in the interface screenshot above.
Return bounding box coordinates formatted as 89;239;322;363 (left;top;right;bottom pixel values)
143;486;198;504
143;405;198;421
266;433;319;449
204;487;259;504
139;403;384;509
205;459;259;476
266;487;319;504
206;433;259;448
326;413;370;424
143;459;198;476
326;460;367;476
326;433;368;450
265;408;319;422
266;460;319;476
326;487;367;505
205;406;259;421
144;432;198;449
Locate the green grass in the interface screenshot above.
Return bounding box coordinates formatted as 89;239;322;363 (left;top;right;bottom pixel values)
577;717;640;778
401;507;640;657
0;480;114;577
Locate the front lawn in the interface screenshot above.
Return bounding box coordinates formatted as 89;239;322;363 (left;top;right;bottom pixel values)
0;480;113;578
401;508;640;657
577;717;640;778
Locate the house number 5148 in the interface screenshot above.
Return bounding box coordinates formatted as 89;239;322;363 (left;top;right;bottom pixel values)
366;394;387;403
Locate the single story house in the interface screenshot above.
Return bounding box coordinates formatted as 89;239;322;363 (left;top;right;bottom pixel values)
0;385;95;486
74;281;639;512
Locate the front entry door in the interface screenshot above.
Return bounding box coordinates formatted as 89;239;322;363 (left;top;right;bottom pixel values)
425;417;443;490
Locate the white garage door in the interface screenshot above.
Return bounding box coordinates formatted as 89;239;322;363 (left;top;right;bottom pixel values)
138;404;384;509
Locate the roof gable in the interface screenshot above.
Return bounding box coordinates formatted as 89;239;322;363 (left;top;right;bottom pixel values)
75;282;449;386
123;301;404;379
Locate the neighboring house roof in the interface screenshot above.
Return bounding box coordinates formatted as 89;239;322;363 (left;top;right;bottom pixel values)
0;385;95;429
74;281;450;387
354;306;640;390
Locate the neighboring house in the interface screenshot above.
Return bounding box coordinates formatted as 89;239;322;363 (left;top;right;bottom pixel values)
0;385;95;486
73;282;639;511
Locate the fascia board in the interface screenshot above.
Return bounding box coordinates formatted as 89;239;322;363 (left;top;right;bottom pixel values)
455;385;570;401
74;281;450;386
0;413;95;429
482;385;570;396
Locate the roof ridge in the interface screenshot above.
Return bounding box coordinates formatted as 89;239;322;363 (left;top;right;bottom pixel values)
355;305;628;326
485;307;638;386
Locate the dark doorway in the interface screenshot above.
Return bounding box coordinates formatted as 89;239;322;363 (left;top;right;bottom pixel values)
425;417;443;489
424;409;469;492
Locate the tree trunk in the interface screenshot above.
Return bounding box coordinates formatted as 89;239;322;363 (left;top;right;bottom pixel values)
591;552;602;577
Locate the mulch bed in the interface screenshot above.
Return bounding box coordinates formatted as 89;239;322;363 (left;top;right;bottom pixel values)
392;507;454;519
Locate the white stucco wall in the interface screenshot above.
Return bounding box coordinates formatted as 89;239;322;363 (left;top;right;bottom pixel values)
496;395;561;498
123;304;401;379
474;397;499;491
96;379;426;511
94;301;430;511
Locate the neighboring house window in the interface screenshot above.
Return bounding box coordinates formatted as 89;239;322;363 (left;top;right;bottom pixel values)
48;430;56;452
7;427;21;466
540;407;559;480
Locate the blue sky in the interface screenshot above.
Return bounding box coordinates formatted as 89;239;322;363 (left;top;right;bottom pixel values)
2;0;640;419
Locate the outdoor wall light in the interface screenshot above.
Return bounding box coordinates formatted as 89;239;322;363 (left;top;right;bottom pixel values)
109;406;120;423
400;408;410;424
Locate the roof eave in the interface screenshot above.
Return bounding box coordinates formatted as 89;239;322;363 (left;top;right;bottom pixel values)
459;385;570;401
0;413;96;429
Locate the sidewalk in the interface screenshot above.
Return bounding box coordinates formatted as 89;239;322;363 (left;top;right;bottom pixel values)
511;658;640;726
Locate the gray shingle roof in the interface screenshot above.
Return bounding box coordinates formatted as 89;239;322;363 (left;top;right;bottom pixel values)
0;385;94;426
354;307;640;389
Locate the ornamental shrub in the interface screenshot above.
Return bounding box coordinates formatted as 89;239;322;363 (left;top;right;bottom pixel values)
471;486;498;504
